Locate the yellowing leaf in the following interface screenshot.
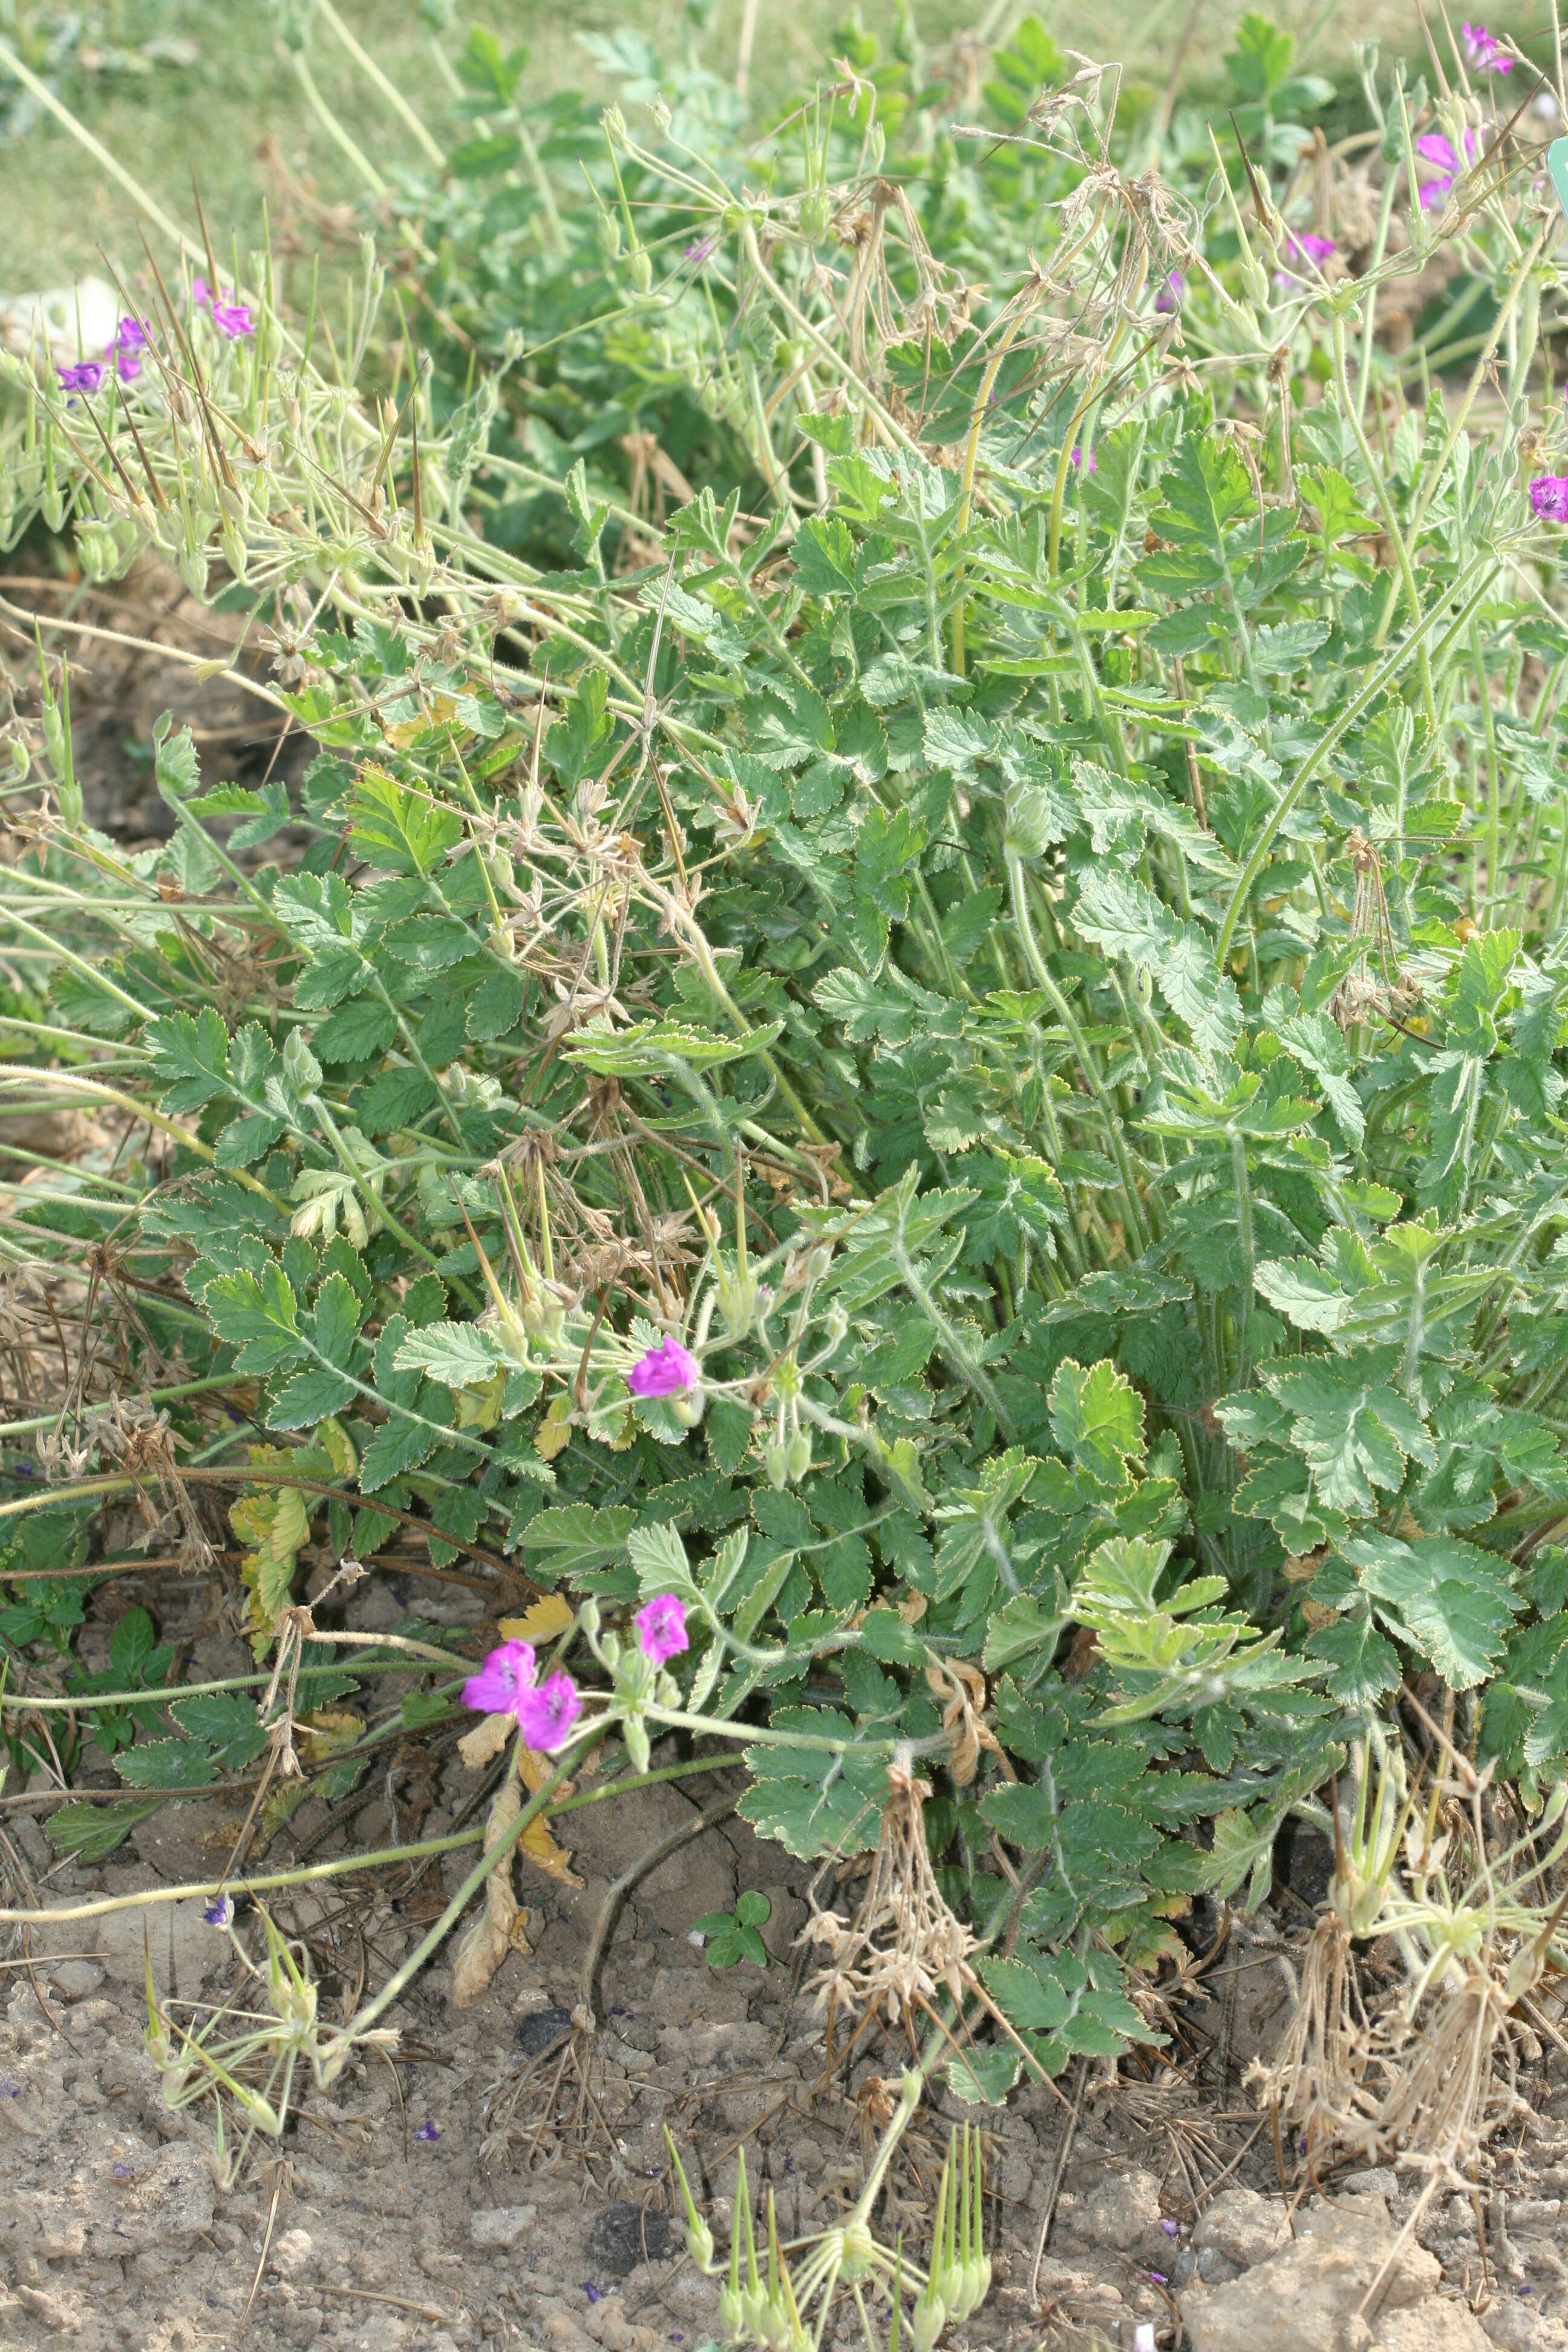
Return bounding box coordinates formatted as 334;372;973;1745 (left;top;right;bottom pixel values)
296;1707;364;1765
535;1393;573;1460
520;1809;583;1887
455;1368;507;1431
317;1416;357;1479
515;1739;580;1885
230;1478;312;1659
499;1593;573;1645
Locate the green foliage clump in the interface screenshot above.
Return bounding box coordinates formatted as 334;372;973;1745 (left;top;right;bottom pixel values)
2;5;1568;2106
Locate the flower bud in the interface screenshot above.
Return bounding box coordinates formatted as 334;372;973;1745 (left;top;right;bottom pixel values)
597;206;622;260
500;326;525;365
786;1431;811;1482
799;188;831;244
910;2296;946;2352
650;96;672;133
764;1440;790;1490
685;2212;715;2270
630;248;653;295
624;1713;652;1775
1132;961;1154;1011
580;1598;601;1641
716;1264;759;1336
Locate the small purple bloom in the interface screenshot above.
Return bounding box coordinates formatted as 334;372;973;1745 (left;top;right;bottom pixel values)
113;2163;131;2180
462;1638;537;1717
0;2082;19;2099
192;276;217;307
1155;269;1186;312
416;2119;440;2142
635;1594;689;1667
203;1895;232;1928
1531;476;1568;521
1274;229;1336;289
626;1337;699;1399
1069;446;1097;473
1147;2269;1168;2284
115;351;142;384
1463;20;1512;71
56;361;103;394
518;1671;582;1751
1417;129;1479;211
1160;2217;1180;2238
114;316;147;353
685;237;716;264
583;2284;601;2306
212;302;255;340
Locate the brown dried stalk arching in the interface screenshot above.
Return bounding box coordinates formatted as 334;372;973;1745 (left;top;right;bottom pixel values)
1328;829;1422;1029
799;1757;977;2037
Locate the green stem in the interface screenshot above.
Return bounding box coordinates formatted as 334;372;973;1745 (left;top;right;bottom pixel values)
290;48;389;198
1005;852;1150;1256
1331;311;1435;726
0;1754;736;1927
315;0;445;166
1215;560;1498;972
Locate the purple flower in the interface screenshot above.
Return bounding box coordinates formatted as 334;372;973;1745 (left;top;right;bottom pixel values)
685;237;716;264
1463;20;1512;71
626;1337;699;1399
1160;2218;1181;2238
416;2119;440;2142
203;1895;233;1928
56;361;103;394
583;2284;602;2305
1155;269;1186;312
192;276;217;307
212;302;255;340
115;350;142;384
1417;129;1479;211
114;316;147;353
1274;229;1336;289
462;1638;537;1717
1147;2269;1168;2284
1531;476;1568;520
1069;446;1097;473
635;1593;689;1667
518;1671;582;1751
113;2162;131;2180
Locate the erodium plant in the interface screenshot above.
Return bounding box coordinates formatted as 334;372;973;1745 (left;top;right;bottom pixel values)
4;5;1568;2246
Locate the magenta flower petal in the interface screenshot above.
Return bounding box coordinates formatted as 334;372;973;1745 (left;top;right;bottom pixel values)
461;1638;537;1716
626;1337;699;1398
212;302;255;339
1463;21;1511;71
56;361;103;393
518;1671;582;1751
1532;476;1568;521
1155;269;1186;312
635;1593;689;1666
1069;446;1097;472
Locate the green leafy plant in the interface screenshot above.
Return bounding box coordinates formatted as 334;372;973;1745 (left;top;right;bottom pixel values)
692;1887;772;1967
0;3;1567;2207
